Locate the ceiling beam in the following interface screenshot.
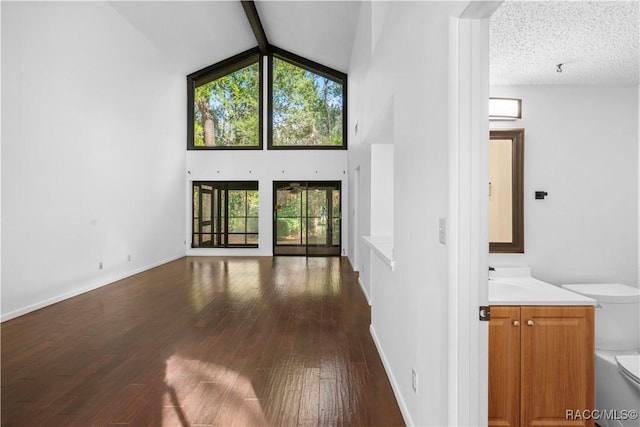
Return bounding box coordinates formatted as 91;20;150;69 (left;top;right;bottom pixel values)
241;1;270;55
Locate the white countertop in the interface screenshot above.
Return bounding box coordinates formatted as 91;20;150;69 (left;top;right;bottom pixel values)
489;275;597;306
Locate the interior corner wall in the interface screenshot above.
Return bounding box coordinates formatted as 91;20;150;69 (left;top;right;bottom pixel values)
489;85;639;287
346;0;373;290
1;2;186;321
348;2;467;425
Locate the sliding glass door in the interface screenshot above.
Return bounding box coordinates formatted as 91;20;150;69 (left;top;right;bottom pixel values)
273;181;341;256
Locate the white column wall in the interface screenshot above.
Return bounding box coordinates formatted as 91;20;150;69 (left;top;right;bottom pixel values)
348;2;468;425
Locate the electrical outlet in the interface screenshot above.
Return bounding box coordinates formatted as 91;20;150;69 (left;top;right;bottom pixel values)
99;262;103;270
412;369;418;394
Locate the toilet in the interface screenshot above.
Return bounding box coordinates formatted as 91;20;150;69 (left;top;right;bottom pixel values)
561;284;640;427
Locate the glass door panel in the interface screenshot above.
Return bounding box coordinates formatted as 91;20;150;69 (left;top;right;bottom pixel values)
201;185;213;246
307;189;328;246
332;189;341;247
215;187;225;247
274;181;341;256
275;186;303;246
227;190;246;245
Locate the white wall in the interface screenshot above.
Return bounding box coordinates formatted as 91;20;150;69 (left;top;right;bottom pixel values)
347;1;372;282
185;150;348;256
348;2;467;425
489;85;639;287
1;2;186;320
371;144;394;237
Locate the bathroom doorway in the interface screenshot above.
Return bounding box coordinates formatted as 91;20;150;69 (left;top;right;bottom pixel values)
273;181;341;256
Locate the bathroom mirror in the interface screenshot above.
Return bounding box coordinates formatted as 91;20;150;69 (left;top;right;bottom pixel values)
489;129;524;253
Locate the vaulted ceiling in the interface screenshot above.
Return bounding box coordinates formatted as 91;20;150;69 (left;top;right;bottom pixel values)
110;1;360;75
254;1;361;73
110;1;639;85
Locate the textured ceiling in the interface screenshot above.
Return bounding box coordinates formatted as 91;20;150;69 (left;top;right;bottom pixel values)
490;1;640;85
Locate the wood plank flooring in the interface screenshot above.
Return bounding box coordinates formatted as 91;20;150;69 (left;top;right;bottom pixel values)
1;256;405;426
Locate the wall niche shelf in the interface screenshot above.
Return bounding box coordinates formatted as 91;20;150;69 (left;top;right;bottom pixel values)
362;235;394;271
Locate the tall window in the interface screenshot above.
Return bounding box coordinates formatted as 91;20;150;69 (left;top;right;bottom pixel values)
192;182;259;248
187;49;262;149
269;50;346;148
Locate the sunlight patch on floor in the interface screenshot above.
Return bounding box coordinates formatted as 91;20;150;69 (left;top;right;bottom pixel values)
163;355;267;426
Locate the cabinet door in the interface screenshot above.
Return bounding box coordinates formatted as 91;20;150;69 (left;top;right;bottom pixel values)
521;306;594;427
489;306;521;427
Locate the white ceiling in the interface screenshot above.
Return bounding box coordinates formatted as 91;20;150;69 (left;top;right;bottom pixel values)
110;1;360;75
110;1;256;74
490;1;640;85
111;1;638;85
255;1;361;73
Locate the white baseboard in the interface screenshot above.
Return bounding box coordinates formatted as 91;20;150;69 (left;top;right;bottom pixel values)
345;254;359;273
1;254;185;322
358;277;371;305
370;324;414;426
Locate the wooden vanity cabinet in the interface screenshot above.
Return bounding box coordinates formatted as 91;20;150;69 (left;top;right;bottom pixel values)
489;306;521;427
489;305;594;427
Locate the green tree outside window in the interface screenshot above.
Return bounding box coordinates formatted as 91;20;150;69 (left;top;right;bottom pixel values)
272;58;343;146
194;63;260;147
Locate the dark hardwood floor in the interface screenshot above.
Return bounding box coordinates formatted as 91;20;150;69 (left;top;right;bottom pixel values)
1;256;405;426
